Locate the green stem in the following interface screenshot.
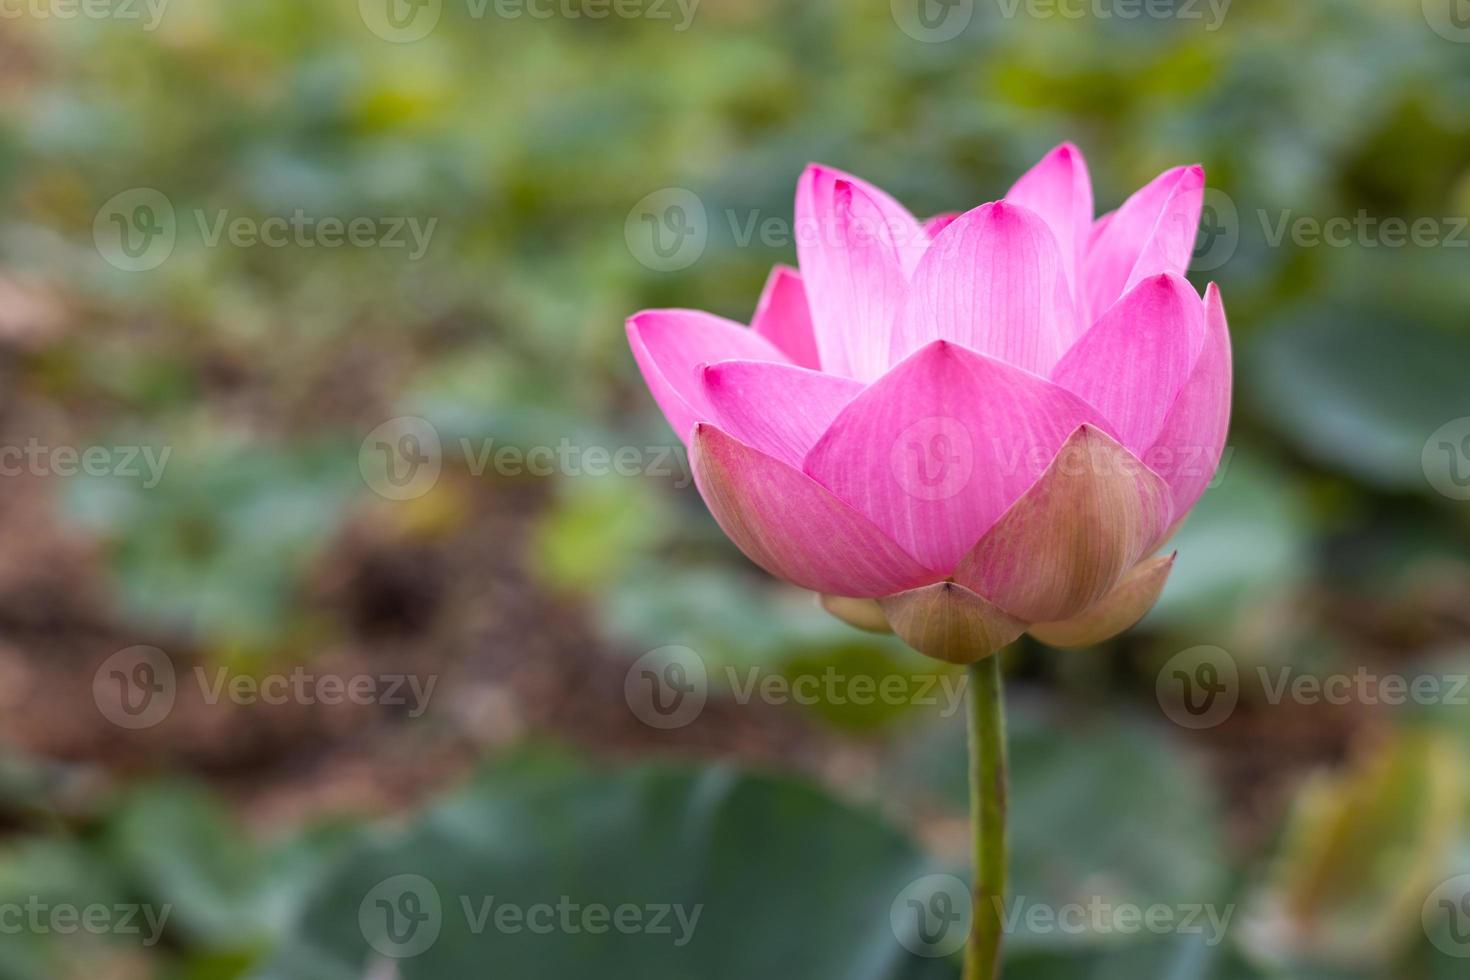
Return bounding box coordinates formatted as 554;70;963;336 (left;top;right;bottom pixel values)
964;653;1008;980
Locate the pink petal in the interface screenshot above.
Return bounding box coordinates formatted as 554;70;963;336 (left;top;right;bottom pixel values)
626;310;789;443
1006;143;1094;312
751;265;821;370
692;424;939;597
890;202;1080;375
1084;165;1204;323
795;165;921;381
1146;282;1233;517
1028;552;1176;649
923;212;961;237
953;425;1173;623
800;164;929;275
1122;171;1207;298
1050;273;1205;454
803;341;1109;572
1089;209;1115;249
878;581;1027;665
701;359;863;467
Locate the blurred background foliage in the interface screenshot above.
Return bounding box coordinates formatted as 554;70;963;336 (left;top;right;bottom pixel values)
0;0;1466;976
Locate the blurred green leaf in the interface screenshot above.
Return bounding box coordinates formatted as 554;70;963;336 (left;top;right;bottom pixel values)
264;754;954;980
1248;309;1470;493
0;837;133;980
1148;451;1311;631
886;703;1229;955
64;440;360;654
105;781;269;947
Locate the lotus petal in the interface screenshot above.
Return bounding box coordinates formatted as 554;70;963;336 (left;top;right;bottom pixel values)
1007;142;1094;311
804;341;1109;572
1146;282;1233;515
701;359;863;467
627;310;789;442
1084;164;1204;322
954;425;1172;623
878;581;1027;665
890;201;1079;375
751;265;821;370
1051;273;1205;454
1028;552;1176;648
692;423;939;597
796;165;921;380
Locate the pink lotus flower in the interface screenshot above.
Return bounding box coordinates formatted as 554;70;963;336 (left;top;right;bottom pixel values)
627;144;1232;662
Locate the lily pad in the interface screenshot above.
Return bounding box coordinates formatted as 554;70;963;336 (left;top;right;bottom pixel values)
1247;309;1470;493
262;754;956;980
